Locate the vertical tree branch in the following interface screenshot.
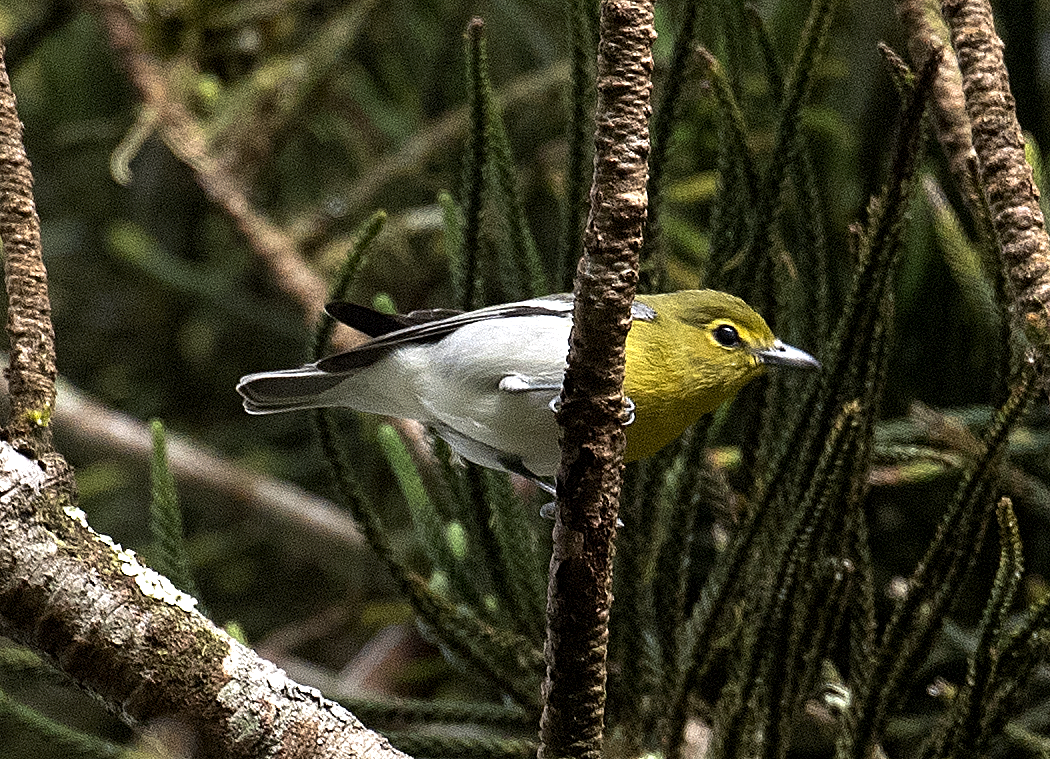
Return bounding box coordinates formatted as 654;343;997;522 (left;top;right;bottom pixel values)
0;44;56;454
540;1;655;758
940;0;1050;350
894;0;981;210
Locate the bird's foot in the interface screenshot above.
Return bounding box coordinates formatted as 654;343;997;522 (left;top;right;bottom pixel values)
622;396;636;426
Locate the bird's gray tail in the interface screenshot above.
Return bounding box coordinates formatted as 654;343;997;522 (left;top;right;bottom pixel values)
237;367;347;414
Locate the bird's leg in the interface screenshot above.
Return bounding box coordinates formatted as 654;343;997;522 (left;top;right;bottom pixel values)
532;480;558;520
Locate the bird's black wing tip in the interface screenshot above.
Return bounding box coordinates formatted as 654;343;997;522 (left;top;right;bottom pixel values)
325;302;409;338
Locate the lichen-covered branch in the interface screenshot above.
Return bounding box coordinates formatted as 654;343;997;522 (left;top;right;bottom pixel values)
0;442;411;759
0;44;56;453
940;0;1050;346
540;1;655;757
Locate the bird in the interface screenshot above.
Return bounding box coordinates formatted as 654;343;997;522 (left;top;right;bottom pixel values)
237;290;820;489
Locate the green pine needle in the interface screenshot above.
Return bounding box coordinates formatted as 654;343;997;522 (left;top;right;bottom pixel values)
0;685;122;758
148;419;199;600
313;209;387;360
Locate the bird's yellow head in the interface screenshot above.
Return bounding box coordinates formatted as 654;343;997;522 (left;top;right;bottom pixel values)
622;289;818;462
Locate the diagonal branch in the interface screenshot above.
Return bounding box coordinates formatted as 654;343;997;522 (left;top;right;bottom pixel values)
0;442;411;759
84;0;328;321
43;369;365;551
85;0;437;485
0;43;56;454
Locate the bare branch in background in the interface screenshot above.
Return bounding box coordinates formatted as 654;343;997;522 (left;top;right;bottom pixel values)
85;0;439;480
45;371;365;551
84;0;328;321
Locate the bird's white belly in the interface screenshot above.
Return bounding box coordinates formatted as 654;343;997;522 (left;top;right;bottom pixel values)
323;313;570;477
411;315;569;477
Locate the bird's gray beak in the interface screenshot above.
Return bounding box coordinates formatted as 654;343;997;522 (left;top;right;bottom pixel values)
756;340;821;369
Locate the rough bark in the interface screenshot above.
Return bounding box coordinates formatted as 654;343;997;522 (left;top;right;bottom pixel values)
0;442;410;759
940;0;1050;344
539;1;655;758
0;43;56;454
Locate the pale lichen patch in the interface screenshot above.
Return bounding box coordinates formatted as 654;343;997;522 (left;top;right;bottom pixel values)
62;504;89;528
60;490;201;613
116;547;198;612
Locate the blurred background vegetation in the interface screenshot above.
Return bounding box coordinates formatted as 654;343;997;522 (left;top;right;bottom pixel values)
2;0;1050;756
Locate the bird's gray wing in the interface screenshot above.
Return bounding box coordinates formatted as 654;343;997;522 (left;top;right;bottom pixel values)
316;295;576;373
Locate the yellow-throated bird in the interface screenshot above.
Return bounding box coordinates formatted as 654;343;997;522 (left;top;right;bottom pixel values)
237;290;819;489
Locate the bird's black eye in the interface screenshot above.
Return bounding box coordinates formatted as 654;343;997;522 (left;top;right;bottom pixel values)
713;324;741;347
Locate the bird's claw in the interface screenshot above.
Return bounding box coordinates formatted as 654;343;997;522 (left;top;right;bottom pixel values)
622;396;636;426
550;395;634;426
539;500;624;528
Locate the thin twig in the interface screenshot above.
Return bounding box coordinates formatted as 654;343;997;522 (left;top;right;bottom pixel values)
85;0;328;321
86;0;439;480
